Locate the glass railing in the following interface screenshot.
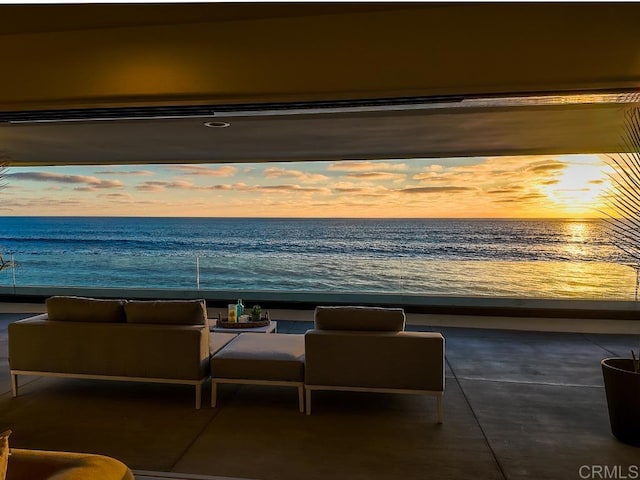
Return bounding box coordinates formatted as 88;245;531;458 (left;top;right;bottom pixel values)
0;251;637;300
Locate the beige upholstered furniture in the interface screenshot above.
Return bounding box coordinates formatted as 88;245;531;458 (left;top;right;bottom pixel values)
210;333;306;412
6;448;134;480
8;296;233;409
304;306;445;422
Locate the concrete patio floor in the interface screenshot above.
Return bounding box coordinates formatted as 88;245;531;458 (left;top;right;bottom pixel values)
1;312;638;479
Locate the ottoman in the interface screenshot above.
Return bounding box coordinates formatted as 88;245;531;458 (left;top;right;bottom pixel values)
210;333;306;412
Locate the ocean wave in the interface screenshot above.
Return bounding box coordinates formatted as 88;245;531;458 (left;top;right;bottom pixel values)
0;217;631;298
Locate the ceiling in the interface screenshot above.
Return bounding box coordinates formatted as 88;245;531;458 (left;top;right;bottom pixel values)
0;3;423;35
1;3;639;166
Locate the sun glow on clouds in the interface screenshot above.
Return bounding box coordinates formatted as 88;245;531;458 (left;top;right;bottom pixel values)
4;155;609;218
540;157;610;213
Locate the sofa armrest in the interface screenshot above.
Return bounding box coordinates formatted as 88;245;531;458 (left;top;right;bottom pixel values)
305;330;444;392
12;313;48;323
7;448;133;480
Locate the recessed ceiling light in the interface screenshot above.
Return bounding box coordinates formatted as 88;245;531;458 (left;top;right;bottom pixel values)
203;121;230;128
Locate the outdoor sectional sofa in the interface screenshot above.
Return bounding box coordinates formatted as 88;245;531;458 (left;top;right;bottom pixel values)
8;296;235;409
9;298;445;420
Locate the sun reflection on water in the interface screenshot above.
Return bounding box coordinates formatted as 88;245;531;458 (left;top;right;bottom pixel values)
399;259;635;299
561;221;592;259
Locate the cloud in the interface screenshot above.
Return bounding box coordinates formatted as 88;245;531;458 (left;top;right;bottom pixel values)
172;165;238;177
10;172;123;189
1;197;82;209
211;183;331;194
487;186;524;194
102;193;133;200
135;180;328;195
518;193;547;200
217;183;329;194
136;180;205;192
170;180;196;189
137;181;168;192
333;185;392;197
263;167;328;183
494;193;547;203
346;172;407;181
526;161;566;173
328;162;408;172
398;186;475;194
412;172;462;182
252;185;330;194
95;170;154;176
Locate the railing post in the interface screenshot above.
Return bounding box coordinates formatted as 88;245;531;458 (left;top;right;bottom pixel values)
196;256;200;290
11;254;16;293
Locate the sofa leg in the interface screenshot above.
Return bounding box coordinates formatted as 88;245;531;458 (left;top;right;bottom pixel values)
305;388;311;415
11;374;17;397
298;385;304;413
211;381;217;408
195;384;202;410
436;394;444;424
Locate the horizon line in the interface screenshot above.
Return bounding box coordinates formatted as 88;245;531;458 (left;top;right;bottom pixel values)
0;215;603;221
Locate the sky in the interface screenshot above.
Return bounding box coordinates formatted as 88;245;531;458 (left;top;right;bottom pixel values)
3;154;611;218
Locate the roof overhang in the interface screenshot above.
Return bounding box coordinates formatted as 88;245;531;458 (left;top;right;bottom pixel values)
2;91;638;166
1;3;639;165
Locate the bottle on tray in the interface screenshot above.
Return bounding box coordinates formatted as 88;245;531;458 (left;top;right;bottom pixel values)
236;299;244;322
227;303;237;323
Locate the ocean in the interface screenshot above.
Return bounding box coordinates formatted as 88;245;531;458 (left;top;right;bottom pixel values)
0;216;635;299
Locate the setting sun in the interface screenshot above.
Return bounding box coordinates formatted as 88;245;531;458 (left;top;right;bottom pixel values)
540;157;609;216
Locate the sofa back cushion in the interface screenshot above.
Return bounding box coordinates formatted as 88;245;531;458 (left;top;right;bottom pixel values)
125;299;207;325
314;306;405;331
46;296;126;323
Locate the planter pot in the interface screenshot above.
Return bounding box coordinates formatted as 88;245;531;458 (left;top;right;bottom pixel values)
601;358;640;447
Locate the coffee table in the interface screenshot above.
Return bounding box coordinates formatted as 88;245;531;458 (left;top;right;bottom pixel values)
211;321;277;334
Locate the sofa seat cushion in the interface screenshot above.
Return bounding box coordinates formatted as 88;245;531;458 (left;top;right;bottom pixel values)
125;300;207;325
314;306;406;331
211;333;305;382
46;296;125;323
209;332;238;355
